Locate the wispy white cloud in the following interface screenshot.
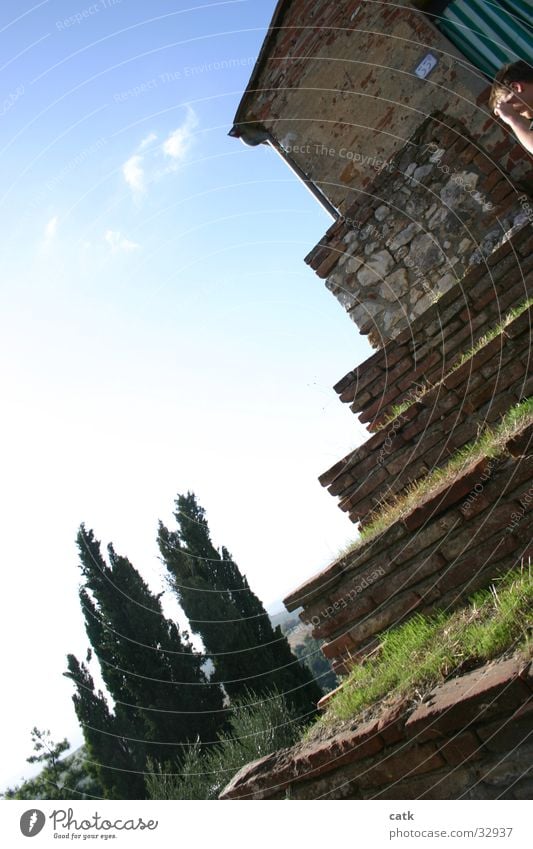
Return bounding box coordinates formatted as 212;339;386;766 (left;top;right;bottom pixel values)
44;215;58;240
122;154;144;193
162;106;198;161
122;108;198;197
104;229;140;253
139;132;158;150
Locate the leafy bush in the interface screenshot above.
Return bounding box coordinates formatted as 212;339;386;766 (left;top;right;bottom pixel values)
145;689;302;800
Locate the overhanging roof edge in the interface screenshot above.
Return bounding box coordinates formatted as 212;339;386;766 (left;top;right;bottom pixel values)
229;0;293;139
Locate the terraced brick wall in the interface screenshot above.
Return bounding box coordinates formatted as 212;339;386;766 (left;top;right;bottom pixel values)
221;655;533;800
287;430;533;675
322;305;532;526
229;0;533;804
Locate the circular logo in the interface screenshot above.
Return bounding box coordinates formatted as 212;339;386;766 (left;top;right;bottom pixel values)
20;810;46;837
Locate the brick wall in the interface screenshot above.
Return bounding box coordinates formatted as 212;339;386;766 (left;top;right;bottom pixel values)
332;223;533;431
286;437;532;675
233;1;530;213
227;0;533;802
221;655;533;800
233;1;532;346
321;305;532;525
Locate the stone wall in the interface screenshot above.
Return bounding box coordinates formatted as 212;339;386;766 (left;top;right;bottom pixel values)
221;655;533;800
332;224;533;431
305;116;531;345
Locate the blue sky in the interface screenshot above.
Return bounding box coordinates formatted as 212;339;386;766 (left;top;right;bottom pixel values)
0;0;371;788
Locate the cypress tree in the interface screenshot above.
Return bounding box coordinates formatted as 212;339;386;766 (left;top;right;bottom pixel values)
65;525;225;798
64;654;140;799
157;493;322;722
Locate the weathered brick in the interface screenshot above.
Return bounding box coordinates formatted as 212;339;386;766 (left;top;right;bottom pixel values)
345;590;421;649
304;718;385;772
316;245;344;278
311;593;375;640
376;699;409;745
361;742;446;788
371;553;446;605
435;533;520;597
476;702;533;753
437;731;482;767
322;630;357;660
405;658;531;740
392;511;460;566
507;423;533;458
319;462;353;490
403;459;493;532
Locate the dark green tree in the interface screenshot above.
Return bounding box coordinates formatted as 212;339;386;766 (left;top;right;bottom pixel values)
292;634;338;693
157;493;322;722
64;654;143;799
65;525;225;798
1;728;103;800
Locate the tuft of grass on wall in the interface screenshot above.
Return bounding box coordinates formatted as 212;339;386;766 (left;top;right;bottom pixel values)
319;564;533;726
351;396;533;548
378;297;533;431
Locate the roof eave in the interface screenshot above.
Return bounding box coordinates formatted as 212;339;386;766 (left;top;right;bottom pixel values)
229;0;293;139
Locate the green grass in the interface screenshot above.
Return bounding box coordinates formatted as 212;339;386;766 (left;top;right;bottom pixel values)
455;297;533;369
381;389;428;429
315;563;533;728
378;297;533;431
352;396;533;548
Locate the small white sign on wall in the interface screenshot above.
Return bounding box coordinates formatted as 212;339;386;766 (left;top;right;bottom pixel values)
414;53;438;79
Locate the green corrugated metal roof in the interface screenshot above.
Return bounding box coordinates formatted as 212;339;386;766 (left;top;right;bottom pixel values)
438;0;533;77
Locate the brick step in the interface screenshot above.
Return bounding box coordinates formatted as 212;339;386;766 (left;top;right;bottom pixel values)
320;305;532;526
220;655;533;800
285;431;533;672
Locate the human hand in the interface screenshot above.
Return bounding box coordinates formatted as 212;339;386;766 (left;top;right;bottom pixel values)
494;98;522;126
